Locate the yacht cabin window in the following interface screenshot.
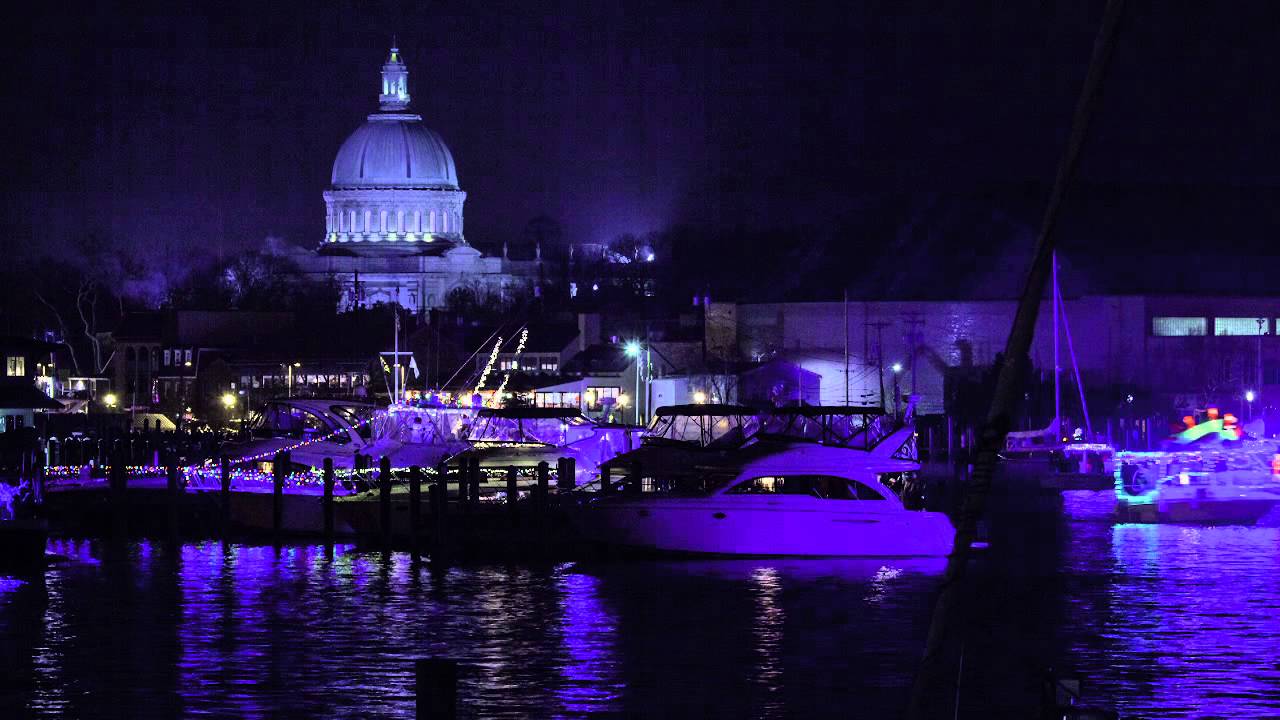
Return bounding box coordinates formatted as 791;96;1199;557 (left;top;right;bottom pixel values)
728;475;885;500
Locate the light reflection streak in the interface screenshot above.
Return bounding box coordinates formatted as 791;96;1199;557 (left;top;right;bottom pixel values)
555;565;622;714
751;566;784;710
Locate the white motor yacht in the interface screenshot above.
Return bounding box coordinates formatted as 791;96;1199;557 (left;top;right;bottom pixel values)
569;406;955;557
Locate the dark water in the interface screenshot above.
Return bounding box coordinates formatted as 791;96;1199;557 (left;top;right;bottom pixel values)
3;516;1280;718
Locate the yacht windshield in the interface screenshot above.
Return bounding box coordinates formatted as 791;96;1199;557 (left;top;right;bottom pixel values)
331;405;374;439
646;413;759;448
471;415;587;445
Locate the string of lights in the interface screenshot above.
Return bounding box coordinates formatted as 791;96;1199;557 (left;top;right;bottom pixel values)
472;336;503;397
492;328;529;406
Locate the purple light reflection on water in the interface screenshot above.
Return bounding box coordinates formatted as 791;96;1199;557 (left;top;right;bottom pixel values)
9;525;1279;717
554;566;622;714
1063;522;1280;718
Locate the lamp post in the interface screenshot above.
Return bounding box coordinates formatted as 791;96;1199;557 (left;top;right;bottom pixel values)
625;340;643;425
1246;389;1256;421
284;362;300;397
891;363;902;420
221;392;237;430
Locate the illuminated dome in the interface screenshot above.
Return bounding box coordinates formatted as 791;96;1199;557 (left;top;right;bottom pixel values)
331;115;458;189
323;46;467;252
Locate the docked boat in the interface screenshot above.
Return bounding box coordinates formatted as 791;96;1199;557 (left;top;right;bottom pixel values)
332;407;642;540
1114;415;1280;524
448;407;643;488
588;403;763;490
568;406;955;557
1002;253;1116;489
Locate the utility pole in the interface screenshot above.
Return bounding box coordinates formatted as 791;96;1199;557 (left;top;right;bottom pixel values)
906;315;924;397
844;289;850;407
868;320;889;412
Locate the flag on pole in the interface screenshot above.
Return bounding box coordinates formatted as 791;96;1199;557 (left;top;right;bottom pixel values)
409;355;420;378
380;356;391;375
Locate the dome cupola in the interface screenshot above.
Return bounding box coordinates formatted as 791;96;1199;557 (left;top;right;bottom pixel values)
322;45;467;253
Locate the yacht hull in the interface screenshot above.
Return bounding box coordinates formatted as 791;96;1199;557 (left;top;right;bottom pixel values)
1117;497;1280;525
569;498;955;557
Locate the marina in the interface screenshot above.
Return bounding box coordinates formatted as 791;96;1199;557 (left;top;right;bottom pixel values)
7;1;1280;716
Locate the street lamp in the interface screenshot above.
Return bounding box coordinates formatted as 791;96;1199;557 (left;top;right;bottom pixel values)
285;362;300;397
1246;389;1256;420
624;340;644;425
103;392;118;409
891;363;902;419
221;392;236;409
693;390;707;404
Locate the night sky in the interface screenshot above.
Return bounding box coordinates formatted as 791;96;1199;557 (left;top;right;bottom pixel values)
5;1;1279;292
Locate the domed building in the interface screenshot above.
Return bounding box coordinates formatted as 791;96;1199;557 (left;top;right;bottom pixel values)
290;47;536;314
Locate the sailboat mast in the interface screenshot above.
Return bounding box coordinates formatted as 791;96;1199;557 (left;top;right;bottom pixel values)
1057;279;1094;437
1053;251;1061;438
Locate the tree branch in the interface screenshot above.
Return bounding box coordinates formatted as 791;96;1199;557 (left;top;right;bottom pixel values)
34;290;81;375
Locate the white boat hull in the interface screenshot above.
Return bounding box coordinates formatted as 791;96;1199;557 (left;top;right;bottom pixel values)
570;497;955;557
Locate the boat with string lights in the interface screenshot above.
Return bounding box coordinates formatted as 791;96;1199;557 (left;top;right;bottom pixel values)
332;406;642;539
1113;410;1280;524
568;405;954;557
188;400;478;534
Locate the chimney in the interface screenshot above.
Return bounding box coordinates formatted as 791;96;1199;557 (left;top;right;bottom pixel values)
577;313;601;352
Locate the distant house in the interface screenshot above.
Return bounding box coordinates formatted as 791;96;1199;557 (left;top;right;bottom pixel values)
535;344;644;423
0;381;62;433
0;336;65;433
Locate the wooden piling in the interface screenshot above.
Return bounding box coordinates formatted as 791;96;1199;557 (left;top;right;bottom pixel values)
557;456;576;493
272;452;285;538
322;458;335;544
166;462;181;540
379;455;393;548
600;463;612;494
109;450;128;538
535;461;550;511
630;460;643;494
409;465;422;558
468;457;480;506
454;458;466;505
415;658;458;719
219;456;231;537
506;466;519;520
429;473;446;557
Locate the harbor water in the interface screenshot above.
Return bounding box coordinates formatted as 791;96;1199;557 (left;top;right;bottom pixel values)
3;511;1280;717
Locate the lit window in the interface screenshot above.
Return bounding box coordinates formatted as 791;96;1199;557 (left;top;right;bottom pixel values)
586;386;619;410
1151;317;1207;336
1215;317;1269;336
163;350;171;366
540;360;558;372
6;356;24;376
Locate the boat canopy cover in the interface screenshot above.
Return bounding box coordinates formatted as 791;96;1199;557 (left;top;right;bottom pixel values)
767;405;884;417
654;404;759;417
477;407;587;420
